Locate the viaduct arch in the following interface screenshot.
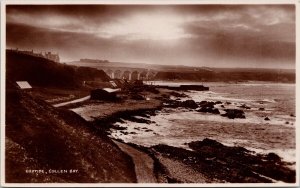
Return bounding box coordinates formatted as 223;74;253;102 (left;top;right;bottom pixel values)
103;68;158;81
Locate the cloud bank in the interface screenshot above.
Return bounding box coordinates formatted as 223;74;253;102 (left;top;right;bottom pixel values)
6;5;295;68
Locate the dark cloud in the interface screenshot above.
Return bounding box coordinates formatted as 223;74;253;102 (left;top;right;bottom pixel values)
182;20;295;61
6;4;295;68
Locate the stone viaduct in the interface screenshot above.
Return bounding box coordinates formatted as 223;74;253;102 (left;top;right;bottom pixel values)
102;67;158;80
65;60;159;81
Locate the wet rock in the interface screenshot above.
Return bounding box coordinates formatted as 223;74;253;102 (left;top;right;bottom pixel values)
264;117;270;121
215;101;222;104
147;110;157;116
198;107;220;114
181;100;198;109
222;109;245;119
164;99;198;109
183;138;295;183
211;108;220;114
168;91;188;98
161;94;170;99
239;104;251;109
179;85;209;91
198;101;220;114
258;107;265;111
290;113;295;117
123;116;152;124
285;121;289;124
189;138;224;149
199;100;207;105
120;131;128;135
225;101;231;105
163;99;180;107
199;101;215;108
152;138;296;183
221;105;225;108
138;113;151;118
117;118;125;123
265;153;281;162
112;124;127;130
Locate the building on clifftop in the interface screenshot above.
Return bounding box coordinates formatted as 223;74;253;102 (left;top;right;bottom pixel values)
44;52;60;62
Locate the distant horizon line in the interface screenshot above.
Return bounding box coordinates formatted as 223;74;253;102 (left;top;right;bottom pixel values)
6;48;295;70
65;59;296;70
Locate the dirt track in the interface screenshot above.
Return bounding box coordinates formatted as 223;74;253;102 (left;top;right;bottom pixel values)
53;95;90;107
113;140;157;183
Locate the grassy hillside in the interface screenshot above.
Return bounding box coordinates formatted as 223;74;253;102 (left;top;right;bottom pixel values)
6;50;110;88
5;50;138;183
5;85;137;183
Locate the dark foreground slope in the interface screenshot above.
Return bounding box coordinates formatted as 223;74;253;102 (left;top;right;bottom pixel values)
6;50;110;88
5;86;136;183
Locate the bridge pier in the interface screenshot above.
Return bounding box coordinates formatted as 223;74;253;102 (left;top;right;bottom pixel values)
137;73;140;80
111;72;114;79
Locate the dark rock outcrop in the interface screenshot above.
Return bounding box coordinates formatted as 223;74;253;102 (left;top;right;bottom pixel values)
197;101;220;114
183;138;295;183
239;104;251;109
222;109;246;119
151;138;295;183
181;100;198;109
215;101;222;104
198;107;220;114
164;99;198;109
178;85;209;91
199;101;215;108
121;116;153;124
168;91;188;98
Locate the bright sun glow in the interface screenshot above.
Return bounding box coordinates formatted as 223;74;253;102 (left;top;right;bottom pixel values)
100;13;193;41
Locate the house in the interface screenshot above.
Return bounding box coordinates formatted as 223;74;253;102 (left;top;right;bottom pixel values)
44;52;60;62
16;81;32;89
90;88;119;101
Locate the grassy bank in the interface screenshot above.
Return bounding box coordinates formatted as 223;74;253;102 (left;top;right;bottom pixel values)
5;86;137;183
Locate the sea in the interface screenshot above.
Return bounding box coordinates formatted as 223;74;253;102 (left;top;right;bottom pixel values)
109;81;296;164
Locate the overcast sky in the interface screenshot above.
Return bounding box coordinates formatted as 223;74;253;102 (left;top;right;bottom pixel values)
6;5;295;68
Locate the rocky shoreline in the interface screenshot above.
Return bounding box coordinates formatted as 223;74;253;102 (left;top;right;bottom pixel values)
113;135;295;183
84;86;296;183
151;139;295;183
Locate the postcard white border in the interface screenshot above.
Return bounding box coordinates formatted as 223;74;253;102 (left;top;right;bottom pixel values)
1;0;299;187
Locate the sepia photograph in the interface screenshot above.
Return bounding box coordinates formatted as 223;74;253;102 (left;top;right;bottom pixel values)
1;0;298;186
